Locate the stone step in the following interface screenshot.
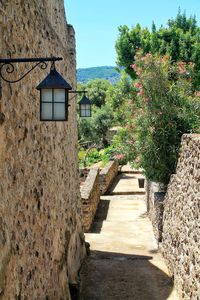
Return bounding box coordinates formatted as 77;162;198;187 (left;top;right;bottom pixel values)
107;173;146;195
118;165;144;174
100;194;145;201
109;190;145;195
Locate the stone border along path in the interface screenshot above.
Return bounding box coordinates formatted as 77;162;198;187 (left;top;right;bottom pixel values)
79;169;179;300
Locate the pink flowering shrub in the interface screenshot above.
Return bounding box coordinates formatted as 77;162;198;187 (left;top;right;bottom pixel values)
114;153;125;162
130;51;200;184
115;153;125;159
111;127;137;165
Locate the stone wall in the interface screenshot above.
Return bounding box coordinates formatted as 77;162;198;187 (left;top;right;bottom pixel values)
145;181;165;243
162;134;200;299
99;160;119;194
79;168;90;187
80;169;101;232
0;1;85;299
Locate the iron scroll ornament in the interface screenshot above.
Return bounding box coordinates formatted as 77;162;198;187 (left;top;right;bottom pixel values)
0;57;62;85
0;61;49;84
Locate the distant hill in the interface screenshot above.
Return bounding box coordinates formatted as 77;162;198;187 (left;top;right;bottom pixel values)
77;66;120;84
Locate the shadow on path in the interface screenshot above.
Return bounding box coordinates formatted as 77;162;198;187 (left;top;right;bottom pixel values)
80;250;174;300
90;198;110;233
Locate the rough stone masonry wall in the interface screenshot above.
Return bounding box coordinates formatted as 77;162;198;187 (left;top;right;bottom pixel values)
99;160;119;194
0;1;85;299
81;169;101;232
162;134;200;300
79;168;90;186
145;181;165;243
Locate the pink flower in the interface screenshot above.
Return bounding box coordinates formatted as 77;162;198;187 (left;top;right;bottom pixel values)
130;64;136;69
177;61;189;75
114;154;125;160
137;90;144;97
134;82;143;89
145;53;152;58
129;138;136;145
130;63;142;75
135;67;142;76
144;97;149;103
134;158;140;164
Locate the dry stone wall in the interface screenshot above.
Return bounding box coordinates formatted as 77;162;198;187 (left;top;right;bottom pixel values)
80;161;119;232
99;160;119;194
79;168;90;186
80;169;101;232
145;181;165;243
0;1;85;299
162;134;200;299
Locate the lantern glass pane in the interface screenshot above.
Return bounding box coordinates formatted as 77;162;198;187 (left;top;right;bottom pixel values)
54;89;65;102
80;109;85;117
80;105;85;117
86;109;91;117
42;89;52;102
41;103;52;120
54;103;65;120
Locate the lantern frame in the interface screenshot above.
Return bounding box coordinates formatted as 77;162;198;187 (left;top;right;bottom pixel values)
79;92;92;117
36;65;72;121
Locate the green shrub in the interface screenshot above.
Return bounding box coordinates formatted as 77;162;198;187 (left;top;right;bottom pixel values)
78;104;114;147
111;128;137;165
86;148;101;166
131;52;200;184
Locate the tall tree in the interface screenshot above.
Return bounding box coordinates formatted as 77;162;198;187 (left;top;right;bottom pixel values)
78;79;111;108
115;10;200;87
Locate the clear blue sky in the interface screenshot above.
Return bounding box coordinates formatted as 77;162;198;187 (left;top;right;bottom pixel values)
64;0;200;69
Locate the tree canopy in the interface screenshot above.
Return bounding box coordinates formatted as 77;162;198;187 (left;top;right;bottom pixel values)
115;10;200;88
78;79;112;108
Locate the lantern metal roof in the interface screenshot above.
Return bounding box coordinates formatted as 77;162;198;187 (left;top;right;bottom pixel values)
79;95;92;105
36;68;72;90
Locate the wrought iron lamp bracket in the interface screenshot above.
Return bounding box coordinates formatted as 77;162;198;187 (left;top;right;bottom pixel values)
0;57;62;97
69;90;87;94
68;90;87;100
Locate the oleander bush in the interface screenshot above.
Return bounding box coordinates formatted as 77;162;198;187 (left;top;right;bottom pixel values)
131;51;200;184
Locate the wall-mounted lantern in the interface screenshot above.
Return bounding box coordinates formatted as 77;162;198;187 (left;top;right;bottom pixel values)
79;92;92;117
36;64;72;121
0;57;73;121
0;57;92;121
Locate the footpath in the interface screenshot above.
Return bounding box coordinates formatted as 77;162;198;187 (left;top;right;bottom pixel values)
80;168;179;300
